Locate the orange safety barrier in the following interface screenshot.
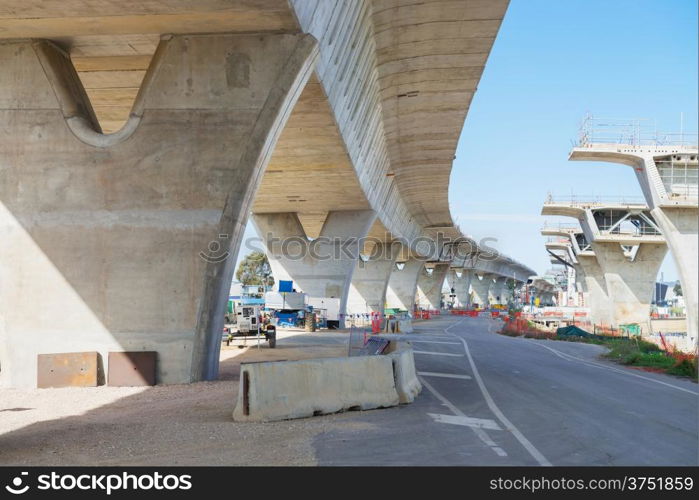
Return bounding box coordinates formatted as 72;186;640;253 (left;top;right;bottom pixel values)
371;312;382;334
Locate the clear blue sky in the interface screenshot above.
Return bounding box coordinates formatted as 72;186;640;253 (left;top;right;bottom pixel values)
450;0;698;281
237;0;698;282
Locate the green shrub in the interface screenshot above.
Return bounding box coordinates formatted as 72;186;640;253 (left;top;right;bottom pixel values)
620;352;675;369
667;359;698;379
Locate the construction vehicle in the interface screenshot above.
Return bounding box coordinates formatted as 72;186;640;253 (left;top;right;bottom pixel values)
224;304;276;348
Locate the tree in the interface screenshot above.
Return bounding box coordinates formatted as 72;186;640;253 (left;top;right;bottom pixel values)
673;282;682;296
506;278;516;303
235;251;274;289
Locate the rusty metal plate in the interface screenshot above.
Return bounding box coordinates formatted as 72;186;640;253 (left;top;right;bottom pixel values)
108;351;156;386
37;352;101;388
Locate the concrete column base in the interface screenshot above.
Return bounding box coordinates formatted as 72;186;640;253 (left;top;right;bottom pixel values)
470;273;493;308
576;255;614;327
651;206;698;347
592;242;667;332
447;269;473;308
386;259;425;314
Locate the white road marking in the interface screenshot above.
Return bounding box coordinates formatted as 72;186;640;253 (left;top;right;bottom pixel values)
413;350;464;357
418;371;472;380
411;335;457;340
445;319;553;466
419;376;507;457
526;341;699;396
410;340;461;345
429;413;502;431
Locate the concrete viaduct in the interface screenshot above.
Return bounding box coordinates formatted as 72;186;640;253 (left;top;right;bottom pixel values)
0;1;537;388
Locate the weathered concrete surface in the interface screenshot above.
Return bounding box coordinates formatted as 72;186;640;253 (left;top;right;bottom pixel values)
416;263;449;310
447;269;473;308
232;355;400;422
591;242;667;331
386;259;424;312
347;242;399;316
470;273;493;308
0;34;318;388
253;210;376;328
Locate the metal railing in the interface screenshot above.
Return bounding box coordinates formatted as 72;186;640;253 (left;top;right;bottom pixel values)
541;222;579;231
545;193;646;206
598;222;661;236
576;115;698;149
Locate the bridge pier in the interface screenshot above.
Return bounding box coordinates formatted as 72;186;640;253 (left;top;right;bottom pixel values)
253;210;376;329
0;35;317;388
346;242;399;317
415;263;449;311
470;273;493;308
575;255;615;327
447;269;473;308
651;206;698;343
489;276;508;305
385;259;425;313
591;242;667;331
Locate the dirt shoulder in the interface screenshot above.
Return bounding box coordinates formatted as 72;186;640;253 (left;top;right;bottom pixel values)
0;329;356;466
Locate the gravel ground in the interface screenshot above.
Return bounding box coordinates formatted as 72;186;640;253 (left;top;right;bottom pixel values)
0;329;367;466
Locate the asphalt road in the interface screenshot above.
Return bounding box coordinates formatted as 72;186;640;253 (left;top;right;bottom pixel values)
313;314;699;465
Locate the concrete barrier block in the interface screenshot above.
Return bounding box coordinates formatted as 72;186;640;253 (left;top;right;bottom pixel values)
233;355;400;422
387;342;422;404
398;319;413;333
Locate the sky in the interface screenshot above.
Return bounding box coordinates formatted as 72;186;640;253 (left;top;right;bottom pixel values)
450;0;698;281
237;0;698;282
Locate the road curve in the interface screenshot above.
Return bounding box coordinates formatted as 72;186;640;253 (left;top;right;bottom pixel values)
313;315;698;465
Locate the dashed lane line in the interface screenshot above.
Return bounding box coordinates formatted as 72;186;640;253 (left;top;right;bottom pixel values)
444;319;553;466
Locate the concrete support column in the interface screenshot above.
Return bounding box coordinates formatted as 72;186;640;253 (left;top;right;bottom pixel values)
346;242;399;316
489;276;508;305
650;207;698;346
574;264;589;293
470;273;493;308
591;242;668;331
385;259;425;313
253;210;376;328
576;255;614;326
415;264;449;310
0;35;318;388
447;269;473;308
